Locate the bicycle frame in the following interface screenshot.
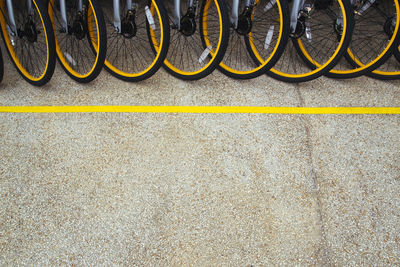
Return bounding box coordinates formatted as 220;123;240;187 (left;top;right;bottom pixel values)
288;0;382;36
354;0;375;14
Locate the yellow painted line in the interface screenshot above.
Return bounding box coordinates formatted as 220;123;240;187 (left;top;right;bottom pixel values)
0;106;399;114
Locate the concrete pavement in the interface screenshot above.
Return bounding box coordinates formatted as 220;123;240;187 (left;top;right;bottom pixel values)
0;56;399;265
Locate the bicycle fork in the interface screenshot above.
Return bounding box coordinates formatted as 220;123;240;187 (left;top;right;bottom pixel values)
230;0;256;29
59;0;84;34
113;0;156;35
113;0;134;32
290;0;305;32
173;0;198;30
6;0;35;34
289;0;344;41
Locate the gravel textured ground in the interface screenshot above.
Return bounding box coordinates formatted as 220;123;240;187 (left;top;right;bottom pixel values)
0;56;399;265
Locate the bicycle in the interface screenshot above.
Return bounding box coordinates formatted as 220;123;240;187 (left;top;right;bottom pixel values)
265;0;355;83
100;0;170;82
161;0;230;80
0;0;56;86
216;0;290;79
327;0;400;79
48;0;107;83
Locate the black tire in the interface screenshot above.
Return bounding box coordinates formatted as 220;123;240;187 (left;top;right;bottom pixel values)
367;55;400;80
368;42;400;80
394;45;400;62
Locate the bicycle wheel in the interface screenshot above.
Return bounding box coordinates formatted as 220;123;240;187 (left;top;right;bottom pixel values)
327;0;400;79
0;0;56;86
48;0;107;83
101;0;170;82
266;0;354;83
216;0;289;79
162;0;229;80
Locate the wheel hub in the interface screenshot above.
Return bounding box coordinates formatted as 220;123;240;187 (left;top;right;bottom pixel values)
72;13;86;40
236;16;251;36
23;19;38;43
121;10;137;39
235;6;253;36
180;9;196;36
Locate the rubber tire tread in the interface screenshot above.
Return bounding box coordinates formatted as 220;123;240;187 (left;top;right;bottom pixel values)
394;45;400;62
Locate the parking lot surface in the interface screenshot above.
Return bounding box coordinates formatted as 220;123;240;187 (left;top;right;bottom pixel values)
1;57;400;265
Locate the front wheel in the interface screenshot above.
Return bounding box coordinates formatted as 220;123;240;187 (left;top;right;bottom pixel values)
217;0;290;79
327;0;400;79
162;0;230;80
103;0;170;82
0;0;56;86
48;0;107;83
267;0;355;83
